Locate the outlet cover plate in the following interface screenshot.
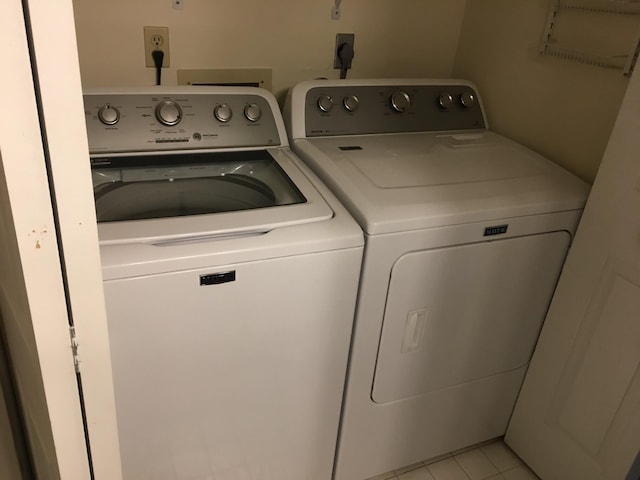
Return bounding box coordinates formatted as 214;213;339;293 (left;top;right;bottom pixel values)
144;26;170;67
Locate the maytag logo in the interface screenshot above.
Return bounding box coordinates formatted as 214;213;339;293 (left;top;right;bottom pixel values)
484;224;508;237
90;158;111;166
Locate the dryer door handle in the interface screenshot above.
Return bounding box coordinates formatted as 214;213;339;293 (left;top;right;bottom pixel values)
401;308;427;354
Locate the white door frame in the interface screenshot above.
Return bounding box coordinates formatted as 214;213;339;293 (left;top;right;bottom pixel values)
1;0;121;478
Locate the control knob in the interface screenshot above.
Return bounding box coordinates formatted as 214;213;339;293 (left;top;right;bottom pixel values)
155;100;183;126
460;92;476;108
317;95;334;112
214;104;233;122
343;95;359;112
244;104;262;122
97;104;120;125
438;93;454;109
390;91;411;112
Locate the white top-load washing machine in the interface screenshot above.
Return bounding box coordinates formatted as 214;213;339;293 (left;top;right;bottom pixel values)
83;86;363;480
284;79;590;480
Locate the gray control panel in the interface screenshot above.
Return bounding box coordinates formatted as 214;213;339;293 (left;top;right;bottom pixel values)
84;92;281;153
304;84;485;137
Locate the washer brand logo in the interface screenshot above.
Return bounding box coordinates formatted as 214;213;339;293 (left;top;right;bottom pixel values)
484;224;508;237
200;271;236;286
90;158;112;166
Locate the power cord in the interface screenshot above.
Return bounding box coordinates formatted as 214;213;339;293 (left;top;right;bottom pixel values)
152;50;164;86
337;42;354;79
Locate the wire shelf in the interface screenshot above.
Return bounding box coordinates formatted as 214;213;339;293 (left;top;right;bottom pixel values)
540;0;640;75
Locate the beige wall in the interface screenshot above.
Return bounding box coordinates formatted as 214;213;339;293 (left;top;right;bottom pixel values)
453;0;630;183
73;0;466;100
73;0;630;182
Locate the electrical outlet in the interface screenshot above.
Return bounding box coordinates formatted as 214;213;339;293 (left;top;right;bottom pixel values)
334;33;355;69
143;26;170;67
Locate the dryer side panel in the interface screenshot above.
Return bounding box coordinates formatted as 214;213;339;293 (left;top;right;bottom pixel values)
372;231;571;404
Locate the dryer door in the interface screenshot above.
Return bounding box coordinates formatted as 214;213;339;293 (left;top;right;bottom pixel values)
372;231;570;404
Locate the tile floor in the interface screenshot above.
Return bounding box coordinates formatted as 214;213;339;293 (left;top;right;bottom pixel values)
366;438;541;480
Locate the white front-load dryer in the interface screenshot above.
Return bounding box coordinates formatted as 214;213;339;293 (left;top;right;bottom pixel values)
83;87;363;480
284;79;590;480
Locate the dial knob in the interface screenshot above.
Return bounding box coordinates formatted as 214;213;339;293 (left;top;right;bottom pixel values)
460;92;476;108
343;95;359;112
438;93;454;109
214;104;233;123
97;105;120;125
390;91;411;112
317;95;334;112
244;104;262;122
155;100;182;126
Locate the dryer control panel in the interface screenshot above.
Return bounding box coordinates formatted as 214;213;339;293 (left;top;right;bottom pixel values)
84;87;283;153
287;80;487;138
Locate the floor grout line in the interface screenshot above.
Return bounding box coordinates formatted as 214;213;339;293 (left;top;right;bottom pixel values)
451;454;473;480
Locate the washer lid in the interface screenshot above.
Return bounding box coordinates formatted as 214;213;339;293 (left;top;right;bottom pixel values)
95;175;283;223
93;150;305;223
295;131;590;235
94;148;334;245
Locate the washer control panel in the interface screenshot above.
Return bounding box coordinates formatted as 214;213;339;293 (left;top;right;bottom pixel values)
84;90;281;153
302;83;485;137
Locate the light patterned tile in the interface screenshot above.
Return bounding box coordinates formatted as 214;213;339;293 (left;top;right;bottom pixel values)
502;466;541;480
454;448;498;480
427;457;470;480
481;442;523;472
398;466;436;480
